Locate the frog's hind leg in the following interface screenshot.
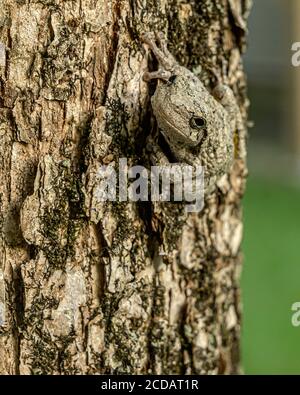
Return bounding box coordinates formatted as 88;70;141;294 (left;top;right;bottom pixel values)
142;31;175;71
213;84;246;159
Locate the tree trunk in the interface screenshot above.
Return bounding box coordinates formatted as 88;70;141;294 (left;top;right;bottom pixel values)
0;0;250;375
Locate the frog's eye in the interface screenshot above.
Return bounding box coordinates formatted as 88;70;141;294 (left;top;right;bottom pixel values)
168;75;177;84
189;116;206;129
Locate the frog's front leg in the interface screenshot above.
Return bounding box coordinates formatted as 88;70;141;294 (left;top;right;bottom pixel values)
146;136;170;167
142;31;177;80
146;136;197;184
143;69;171;83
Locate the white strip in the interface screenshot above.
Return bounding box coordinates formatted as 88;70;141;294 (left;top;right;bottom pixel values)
0;43;6;67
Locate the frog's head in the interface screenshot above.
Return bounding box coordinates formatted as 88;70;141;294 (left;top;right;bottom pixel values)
151;68;225;149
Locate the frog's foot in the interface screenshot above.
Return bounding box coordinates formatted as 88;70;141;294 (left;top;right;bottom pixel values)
142;31;176;73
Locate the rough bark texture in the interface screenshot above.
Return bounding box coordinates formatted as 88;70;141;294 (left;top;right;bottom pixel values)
0;0;250;375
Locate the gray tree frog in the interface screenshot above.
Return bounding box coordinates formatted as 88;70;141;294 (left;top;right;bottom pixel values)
142;32;244;193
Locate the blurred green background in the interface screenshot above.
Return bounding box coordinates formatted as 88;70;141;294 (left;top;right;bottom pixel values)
241;0;300;374
242;178;300;374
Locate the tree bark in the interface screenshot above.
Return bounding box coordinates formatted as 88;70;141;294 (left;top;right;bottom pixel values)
0;0;250;375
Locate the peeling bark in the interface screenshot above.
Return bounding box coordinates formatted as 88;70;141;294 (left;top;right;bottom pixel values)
0;0;250;374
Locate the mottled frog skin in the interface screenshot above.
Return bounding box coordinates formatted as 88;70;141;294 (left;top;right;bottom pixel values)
142;32;243;193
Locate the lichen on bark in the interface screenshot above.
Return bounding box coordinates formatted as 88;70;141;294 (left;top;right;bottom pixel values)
0;0;250;374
